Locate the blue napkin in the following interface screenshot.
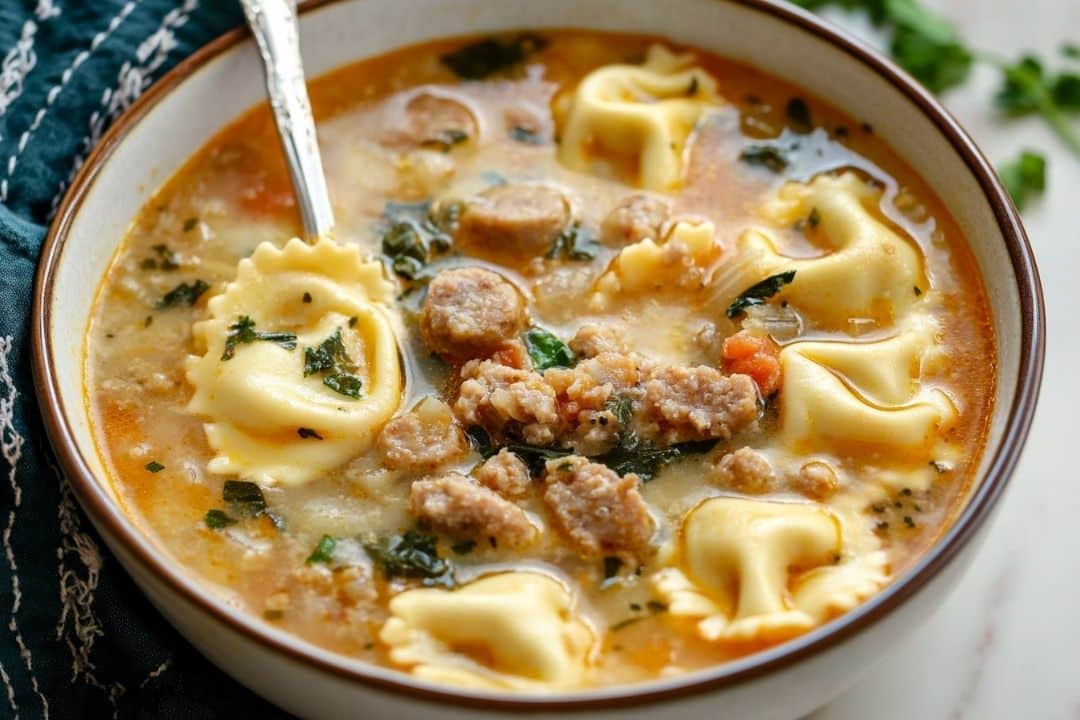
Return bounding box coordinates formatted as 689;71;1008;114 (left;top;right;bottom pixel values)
0;2;292;716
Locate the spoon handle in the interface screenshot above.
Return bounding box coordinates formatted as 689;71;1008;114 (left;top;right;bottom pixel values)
240;0;335;240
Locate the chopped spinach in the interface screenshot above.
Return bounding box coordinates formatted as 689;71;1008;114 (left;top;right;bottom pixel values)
379;200;456;280
596;437;715;483
739;145;791;173
221;315;298;361
440;34;547;79
303;328;364;399
144;461;165;473
546;222;599;261
306;535;337;564
726;270;797;318
155;279;209;309
221;480;283;528
523;326;575;372
606;395;633;430
204;509;235;529
786;97;813;131
509;125;546;145
420;128;470;152
365;530;454;586
465;425;498;458
504;443;573;476
140;243;180;271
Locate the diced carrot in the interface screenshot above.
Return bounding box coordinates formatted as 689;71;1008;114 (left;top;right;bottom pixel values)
722;330;782;396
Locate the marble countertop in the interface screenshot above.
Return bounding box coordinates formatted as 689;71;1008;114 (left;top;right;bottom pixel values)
809;1;1080;718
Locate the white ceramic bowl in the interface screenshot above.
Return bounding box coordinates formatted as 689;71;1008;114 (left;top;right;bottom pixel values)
32;1;1044;718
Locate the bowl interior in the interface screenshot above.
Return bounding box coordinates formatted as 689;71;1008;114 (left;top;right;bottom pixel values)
39;0;1036;703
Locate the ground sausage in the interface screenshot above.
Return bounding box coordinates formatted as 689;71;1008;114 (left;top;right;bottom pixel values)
568;324;628;358
378;398;468;472
419;267;527;359
542;456;654;557
454;359;562;446
410;472;537;549
544;352;642;455
457;184;569;256
640;365;759;444
709;447;775;494
474;448;532;499
601;193;670;246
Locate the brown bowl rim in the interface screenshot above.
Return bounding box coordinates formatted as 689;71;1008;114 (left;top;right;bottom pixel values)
31;0;1045;711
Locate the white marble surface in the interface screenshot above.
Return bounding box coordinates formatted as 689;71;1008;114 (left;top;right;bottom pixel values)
807;2;1080;719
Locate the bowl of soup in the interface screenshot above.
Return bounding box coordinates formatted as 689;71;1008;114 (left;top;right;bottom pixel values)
31;0;1043;717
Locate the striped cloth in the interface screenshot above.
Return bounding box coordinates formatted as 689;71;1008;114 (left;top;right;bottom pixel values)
0;1;290;717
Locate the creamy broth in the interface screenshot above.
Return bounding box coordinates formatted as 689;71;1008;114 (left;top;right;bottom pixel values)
87;31;994;691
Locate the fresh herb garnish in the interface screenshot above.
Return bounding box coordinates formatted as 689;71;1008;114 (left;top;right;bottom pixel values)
204;509;236;529
994;56;1080;156
420;128;470;152
144;461;165;473
523;326;576;371
379;200;456;280
726;270;797;318
440;34;547;79
739;144;791;173
155;279;209;309
509;125;546;145
140;243;180;271
998;150;1047;211
365;530;454;586
221;315;298;361
221;480;283;528
606;395;633;430
297;427;324;440
786;97;812;131
546;222;598;261
306;535;336;564
303;328;364;399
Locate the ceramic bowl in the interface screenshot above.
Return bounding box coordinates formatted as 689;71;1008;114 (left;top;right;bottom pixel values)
31;0;1044;718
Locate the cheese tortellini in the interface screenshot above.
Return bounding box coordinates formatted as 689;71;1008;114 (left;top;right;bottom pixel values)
558;45;721;190
380;572;595;690
740;173;926;326
186;238;402;486
593;218;719;300
652;497;887;643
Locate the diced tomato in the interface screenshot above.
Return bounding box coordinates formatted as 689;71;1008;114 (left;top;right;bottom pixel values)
722;330;782;397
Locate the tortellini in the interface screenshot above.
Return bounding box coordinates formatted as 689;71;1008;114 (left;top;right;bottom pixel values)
558;45;721;190
593;219;719;300
778;314;955;453
186;238;402;486
652;497;887;643
740;173;925;326
380;572;595;690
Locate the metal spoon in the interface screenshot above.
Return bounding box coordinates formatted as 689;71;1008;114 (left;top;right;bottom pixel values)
240;0;334;241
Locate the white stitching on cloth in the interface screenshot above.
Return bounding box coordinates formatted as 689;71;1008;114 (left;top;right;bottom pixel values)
0;659;16;719
0;336;49;719
47;0;199;217
0;0;136;202
0;0;61;126
53;463;126;715
138;658;171;689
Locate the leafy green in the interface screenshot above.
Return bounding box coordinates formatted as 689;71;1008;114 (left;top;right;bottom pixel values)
221;315;298;361
523;326;576;372
726;270;797;318
379;200;457;280
998;150;1047;211
155;279;209;309
144;461;164;473
739;144;791;173
546;222;599;261
140;243;180;271
222;480;268;518
509;125;547;145
504;443;573;476
595;436;715;483
994;55;1080;156
203;509;235;529
303;328;364;399
465;425;498;458
365;530;454;587
440;34;547;79
306;535;337;564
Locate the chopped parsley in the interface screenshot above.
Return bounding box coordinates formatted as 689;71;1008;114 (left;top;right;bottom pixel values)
546;222;599;261
726;270;797;318
522;326;576;372
302;291;312;304
155;279;209;309
203;509;235;529
297;427;323;440
221;315;298;361
144;460;165;473
509;125;546;145
303;328;364;399
305;535;337;564
440;34;547;79
140;243;179;271
365;530;455;587
994;55;1080;155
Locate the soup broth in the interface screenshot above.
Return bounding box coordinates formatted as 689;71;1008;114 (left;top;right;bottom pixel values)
87;31;994;691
